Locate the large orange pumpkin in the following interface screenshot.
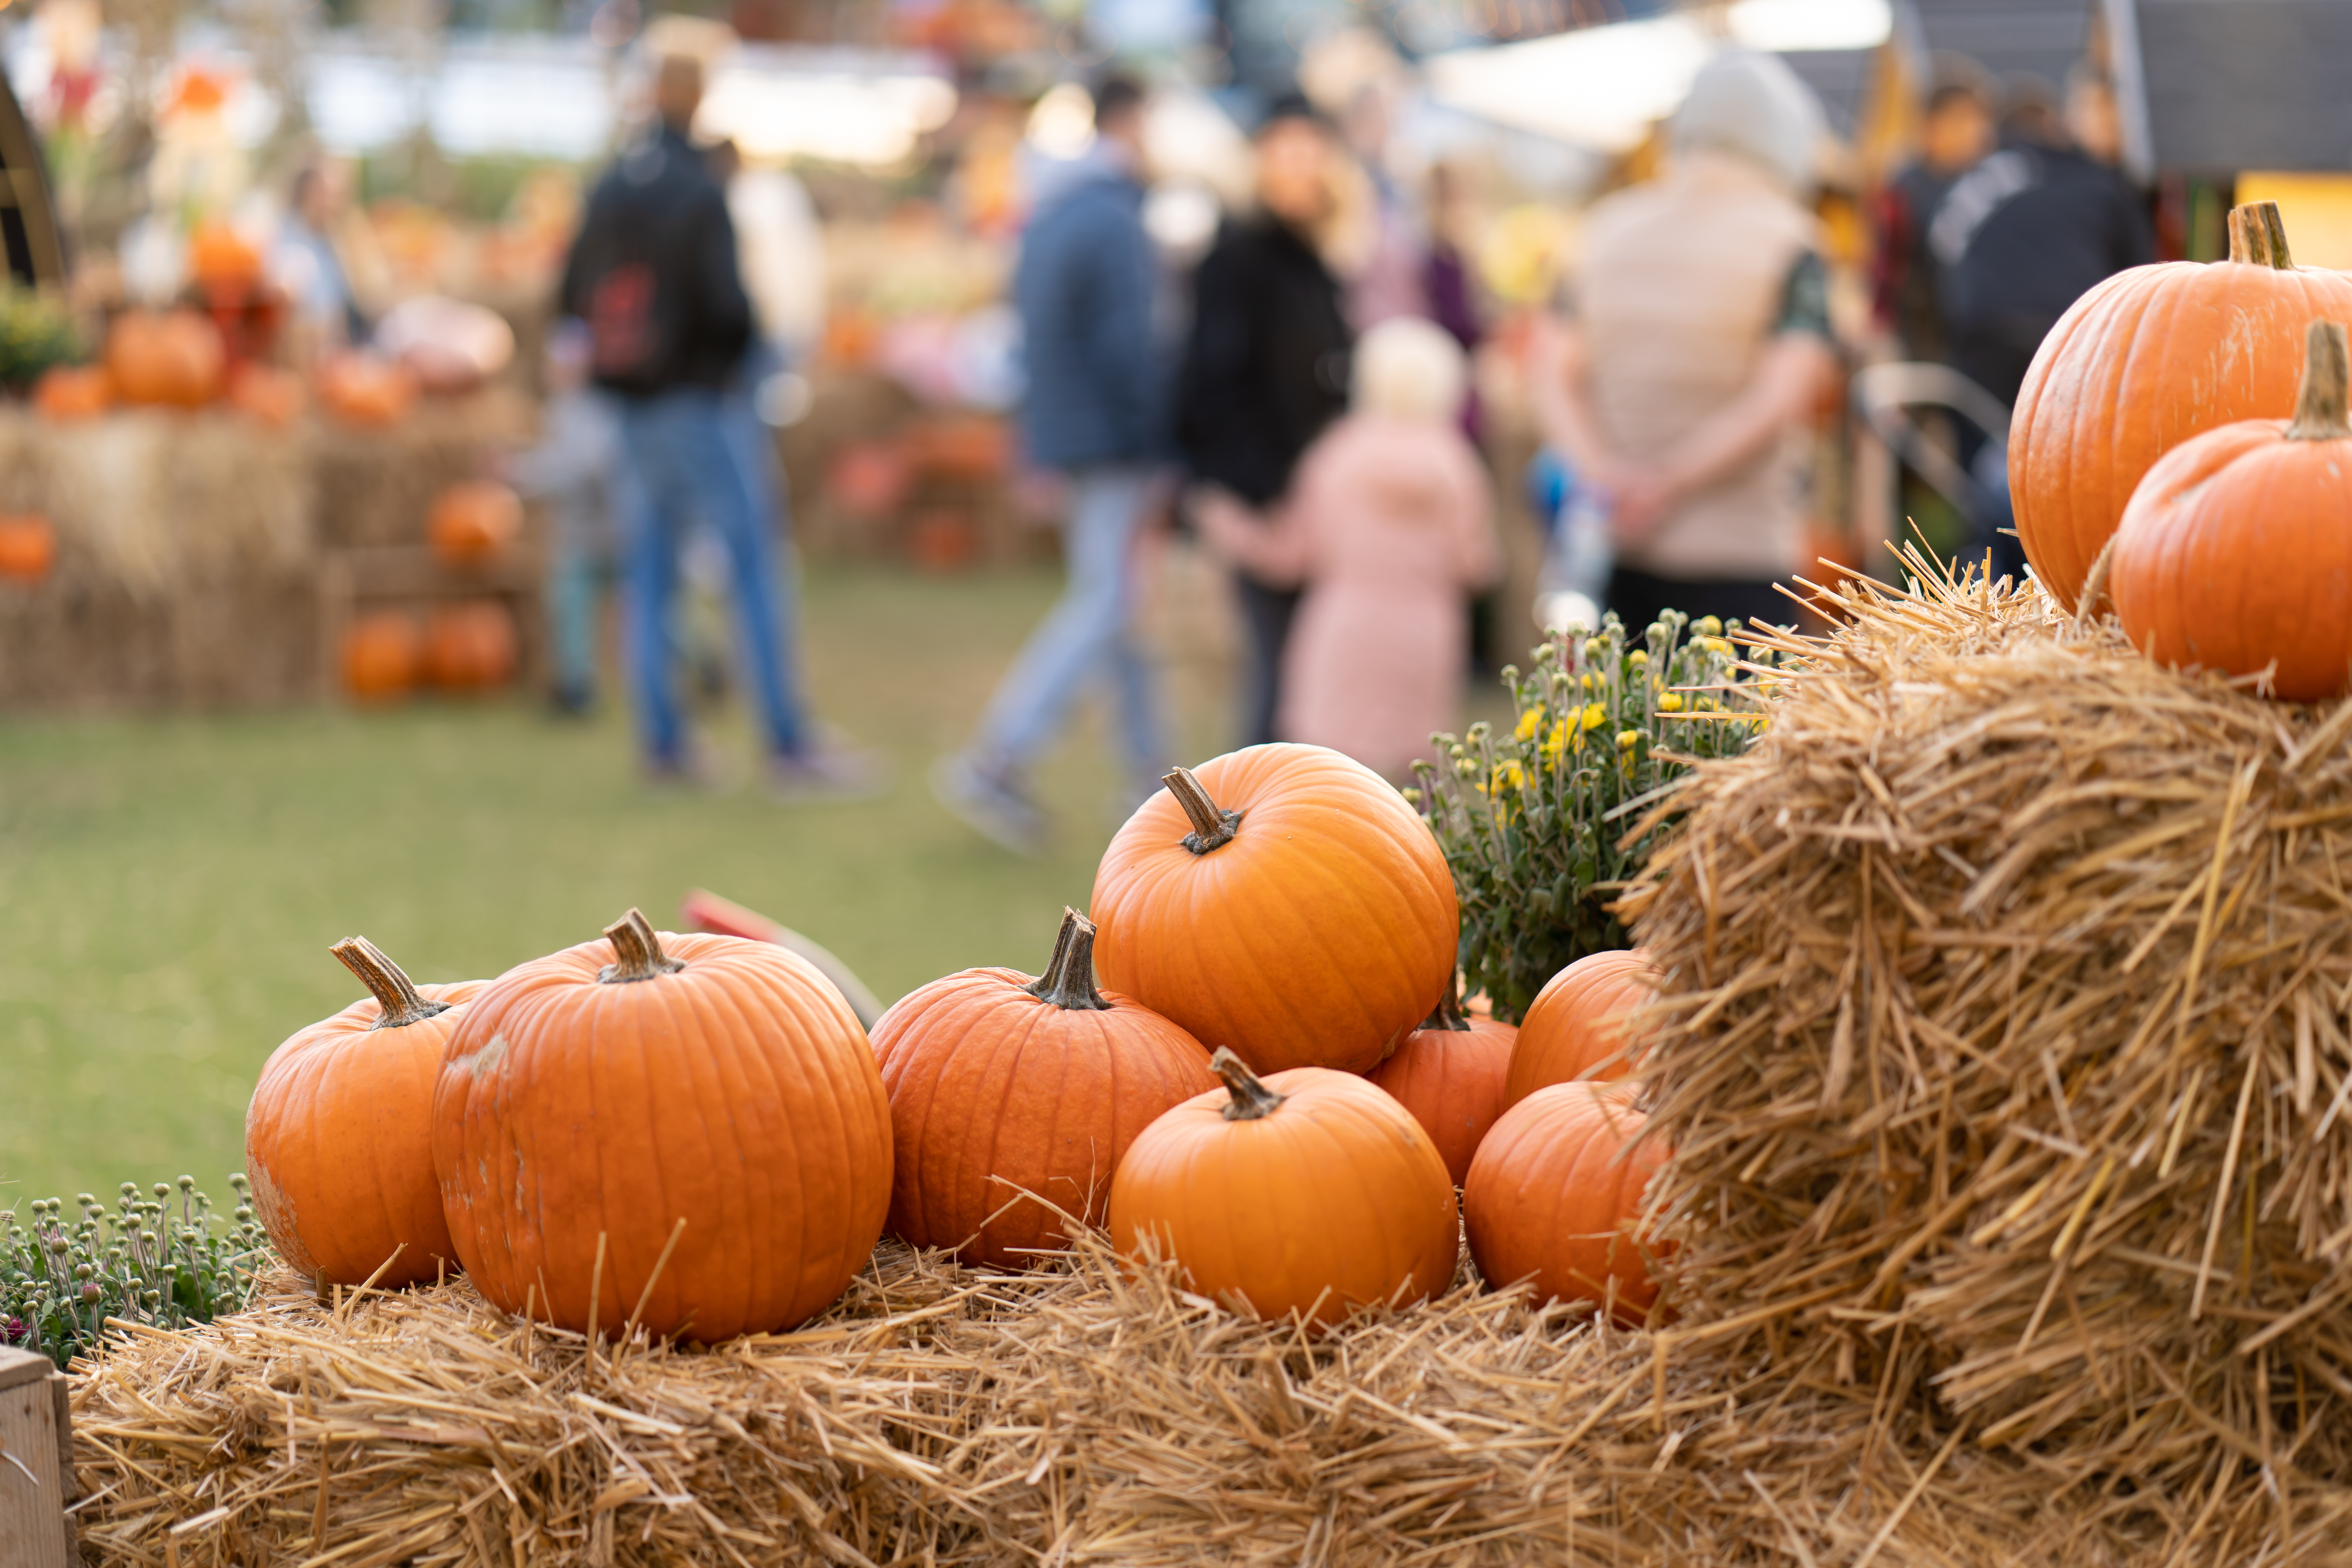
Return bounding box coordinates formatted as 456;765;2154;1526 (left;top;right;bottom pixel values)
0;515;57;584
33;364;111;421
431;911;893;1340
341;612;423;702
1091;746;1457;1074
873;907;1216;1267
1463;1080;1670;1324
245;939;486;1289
1367;978;1518;1186
425;601;517;691
317;352;419;427
106;309;226;408
2111;320;2352;701
1502;949;1656;1108
427;481;524;566
2012;201;2352;611
1104;1048;1459;1328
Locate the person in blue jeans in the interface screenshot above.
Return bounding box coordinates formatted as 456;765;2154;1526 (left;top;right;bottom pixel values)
559;52;874;795
932;76;1168;854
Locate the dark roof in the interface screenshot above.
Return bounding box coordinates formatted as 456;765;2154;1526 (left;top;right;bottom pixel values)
2129;0;2352;173
1902;0;2095;87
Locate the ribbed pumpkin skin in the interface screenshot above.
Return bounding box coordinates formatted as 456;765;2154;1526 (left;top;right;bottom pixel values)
1503;949;1655;1107
874;969;1215;1267
1105;1066;1459;1328
1367;1016;1517;1185
2110;416;2352;701
1464;1082;1668;1323
1090;745;1457;1074
246;979;487;1288
431;931;891;1341
2011;258;2352;612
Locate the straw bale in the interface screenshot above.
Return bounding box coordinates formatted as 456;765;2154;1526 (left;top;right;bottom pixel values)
66;1230;2344;1566
1622;551;2352;1503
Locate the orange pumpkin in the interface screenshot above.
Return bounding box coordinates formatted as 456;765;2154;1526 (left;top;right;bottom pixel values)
106;309;227;408
1091;746;1457;1074
2111;320;2352;701
189;221;265;298
1502;949;1656;1108
0;515;57;584
1463;1080;1670;1324
425;601;517;692
341;612;423;702
873;907;1215;1267
1367;978;1518;1186
245;939;487;1289
33;364;111;421
227;363;304;428
427;481;523;566
432;911;893;1340
2012;201;2352;611
317;352;419;427
1105;1048;1459;1328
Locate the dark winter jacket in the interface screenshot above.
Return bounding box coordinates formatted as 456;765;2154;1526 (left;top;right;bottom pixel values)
561;125;754;397
1175;215;1353;506
1013;159;1163;470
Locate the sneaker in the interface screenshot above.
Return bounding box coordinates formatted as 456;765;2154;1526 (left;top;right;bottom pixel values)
930;753;1047;855
766;742;888;802
644;745;725;791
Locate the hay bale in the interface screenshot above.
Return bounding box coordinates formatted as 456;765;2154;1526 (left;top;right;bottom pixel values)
1623;554;2352;1498
66;1231;2331;1565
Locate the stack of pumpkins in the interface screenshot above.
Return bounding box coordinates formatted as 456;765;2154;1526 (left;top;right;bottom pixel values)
341;482;525;704
244;742;1673;1343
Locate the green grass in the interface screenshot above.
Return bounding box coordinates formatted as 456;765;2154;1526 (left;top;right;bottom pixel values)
0;564;1236;1209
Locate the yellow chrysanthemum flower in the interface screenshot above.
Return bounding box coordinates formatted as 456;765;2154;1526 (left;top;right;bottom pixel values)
1581;702;1606;731
1616;730;1640;750
1515;707;1543;742
1659;691;1684;713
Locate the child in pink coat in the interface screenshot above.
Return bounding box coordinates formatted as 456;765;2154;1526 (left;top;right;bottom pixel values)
1196;316;1498;779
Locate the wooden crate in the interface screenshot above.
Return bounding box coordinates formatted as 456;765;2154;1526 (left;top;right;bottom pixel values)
0;1348;74;1568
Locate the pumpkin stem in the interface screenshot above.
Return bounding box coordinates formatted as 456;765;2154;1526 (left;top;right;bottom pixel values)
1210;1047;1287;1122
2228;201;2296;270
332;937;450;1029
1163;766;1241;854
599;908;686;984
1025;907;1112;1011
1418;973;1472;1033
2287;321;2352;442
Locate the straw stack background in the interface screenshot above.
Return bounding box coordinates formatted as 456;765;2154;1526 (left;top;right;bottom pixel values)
1625;554;2352;1514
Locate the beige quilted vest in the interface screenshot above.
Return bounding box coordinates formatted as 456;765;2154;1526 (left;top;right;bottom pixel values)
1576;152;1821;581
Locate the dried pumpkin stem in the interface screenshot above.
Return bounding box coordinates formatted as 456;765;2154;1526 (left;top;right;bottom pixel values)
1163;766;1241;854
2286;321;2352;442
1210;1047;1287;1122
2227;201;2294;269
1025;907;1112;1011
1418;973;1472;1033
332;937;449;1029
600;908;686;984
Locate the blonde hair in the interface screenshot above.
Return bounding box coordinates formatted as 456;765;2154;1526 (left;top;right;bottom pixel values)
1352;316;1466;422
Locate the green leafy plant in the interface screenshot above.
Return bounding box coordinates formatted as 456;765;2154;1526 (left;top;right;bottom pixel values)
0;287;83;390
1412;610;1776;1022
2;1176;272;1369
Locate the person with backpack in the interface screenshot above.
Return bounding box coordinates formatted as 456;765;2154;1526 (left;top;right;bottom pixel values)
559;51;875;793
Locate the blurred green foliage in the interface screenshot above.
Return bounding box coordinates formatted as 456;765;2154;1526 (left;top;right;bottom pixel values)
0;288;84;389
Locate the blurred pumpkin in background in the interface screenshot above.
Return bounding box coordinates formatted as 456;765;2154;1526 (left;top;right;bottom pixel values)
33;364;111;421
318;352;419;427
426;601;517;692
341;612;423;702
0;515;58;584
188;221;265;300
227;363;304;428
427;481;523;566
107;309;226;407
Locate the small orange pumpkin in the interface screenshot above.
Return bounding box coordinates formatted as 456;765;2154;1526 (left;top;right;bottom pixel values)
1501;949;1656;1108
1463;1080;1670;1324
228;363;304;428
317;352;419;427
33;364;111;421
2111;320;2352;701
1367;977;1518;1186
1091;748;1457;1074
341;612;423;702
0;515;58;584
425;601;517;692
1105;1048;1459;1328
432;911;894;1340
245;939;486;1288
427;481;524;566
106;309;227;408
873;907;1215;1267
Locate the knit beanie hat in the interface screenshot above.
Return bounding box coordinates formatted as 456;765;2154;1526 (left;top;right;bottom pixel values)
1670;50;1825;194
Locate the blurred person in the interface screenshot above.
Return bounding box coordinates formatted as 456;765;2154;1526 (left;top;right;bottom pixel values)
1530;52;1838;633
1337;81;1428;331
1869;56;1996;363
931;75;1169;854
272;162;358;358
560;52;875;794
1192;318;1497;780
1175;96;1356;748
2065;64;2124;167
509;320;621;716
